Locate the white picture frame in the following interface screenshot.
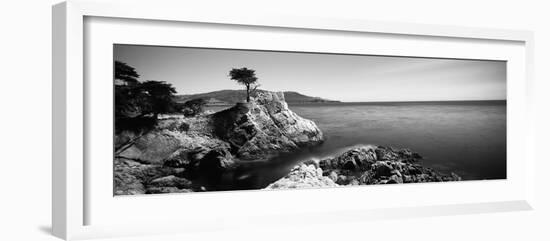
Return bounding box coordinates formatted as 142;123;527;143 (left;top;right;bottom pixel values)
52;0;535;240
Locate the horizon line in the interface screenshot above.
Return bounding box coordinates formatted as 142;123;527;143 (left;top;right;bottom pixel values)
174;89;506;103
326;99;506;103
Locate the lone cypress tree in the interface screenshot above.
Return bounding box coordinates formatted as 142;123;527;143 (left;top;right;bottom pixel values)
229;67;259;103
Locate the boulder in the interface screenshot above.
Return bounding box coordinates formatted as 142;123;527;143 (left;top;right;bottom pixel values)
335;146;377;170
336;175;348;185
328;171;339;182
388;174;404;184
359;171;376;184
349;179;360;185
265;164;338;189
319;146;376;171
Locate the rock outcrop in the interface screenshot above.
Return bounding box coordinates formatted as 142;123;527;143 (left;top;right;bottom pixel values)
114;91;325;194
114;158;192;195
213;92;323;160
321;145;462;185
266;145;461;190
265;164;338;189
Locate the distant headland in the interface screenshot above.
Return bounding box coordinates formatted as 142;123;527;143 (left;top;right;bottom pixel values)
175;89;341;106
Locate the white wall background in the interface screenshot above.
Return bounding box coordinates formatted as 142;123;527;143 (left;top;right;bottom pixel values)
0;0;548;240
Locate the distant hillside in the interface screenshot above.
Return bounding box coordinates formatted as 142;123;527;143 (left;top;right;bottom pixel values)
175;89;339;105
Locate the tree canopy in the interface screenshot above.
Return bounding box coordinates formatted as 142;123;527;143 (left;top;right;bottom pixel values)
137;80;178;115
115;61;140;85
114;61;178;120
114;61;180;153
229;67;259;102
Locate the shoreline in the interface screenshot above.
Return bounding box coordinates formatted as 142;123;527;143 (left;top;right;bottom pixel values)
115;144;462;194
115;91;465;195
265;145;461;190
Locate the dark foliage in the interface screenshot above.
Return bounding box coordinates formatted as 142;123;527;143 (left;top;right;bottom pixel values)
137;80;178;115
115;84;148;119
181;98;207;117
114;116;157;135
114;61;178;136
115;61;140;85
228;67;259;102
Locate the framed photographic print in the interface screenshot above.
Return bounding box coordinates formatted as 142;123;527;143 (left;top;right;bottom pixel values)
52;0;535;240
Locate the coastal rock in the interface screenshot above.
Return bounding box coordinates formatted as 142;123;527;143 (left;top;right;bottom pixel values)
265;164;338;189
115;91;325;194
296;146;461;188
328;171;339;182
118;91;324;165
213;91;324;160
253;92;324;145
116;130;182;164
148;175;193;189
450;173;462;181
319;146;377;171
387;174;404;184
146;187;193;194
373;161;393;178
336;175;348;185
116;115;232;166
375;146;422;163
114;158;179;195
114;172;145;195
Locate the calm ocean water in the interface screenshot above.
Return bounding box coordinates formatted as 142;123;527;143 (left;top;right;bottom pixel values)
209;101;506;190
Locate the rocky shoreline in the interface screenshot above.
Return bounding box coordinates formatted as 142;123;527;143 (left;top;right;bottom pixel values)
265;145;461;190
114;91;461;195
114;91;324;195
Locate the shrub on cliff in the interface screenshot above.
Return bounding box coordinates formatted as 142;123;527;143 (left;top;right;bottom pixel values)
181;98;207;117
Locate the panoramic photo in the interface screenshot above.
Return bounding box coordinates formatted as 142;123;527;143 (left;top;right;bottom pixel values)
113;44;506;195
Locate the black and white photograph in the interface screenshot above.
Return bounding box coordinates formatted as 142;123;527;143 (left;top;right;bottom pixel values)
113;44;506;195
3;0;549;240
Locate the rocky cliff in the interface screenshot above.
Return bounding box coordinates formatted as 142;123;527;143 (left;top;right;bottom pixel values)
114;91;325;195
212;91;324;160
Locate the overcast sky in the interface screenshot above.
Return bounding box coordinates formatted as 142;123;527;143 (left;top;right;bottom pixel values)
114;44;506;102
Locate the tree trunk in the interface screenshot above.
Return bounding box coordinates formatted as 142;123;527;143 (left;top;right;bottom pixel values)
246;85;250;102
